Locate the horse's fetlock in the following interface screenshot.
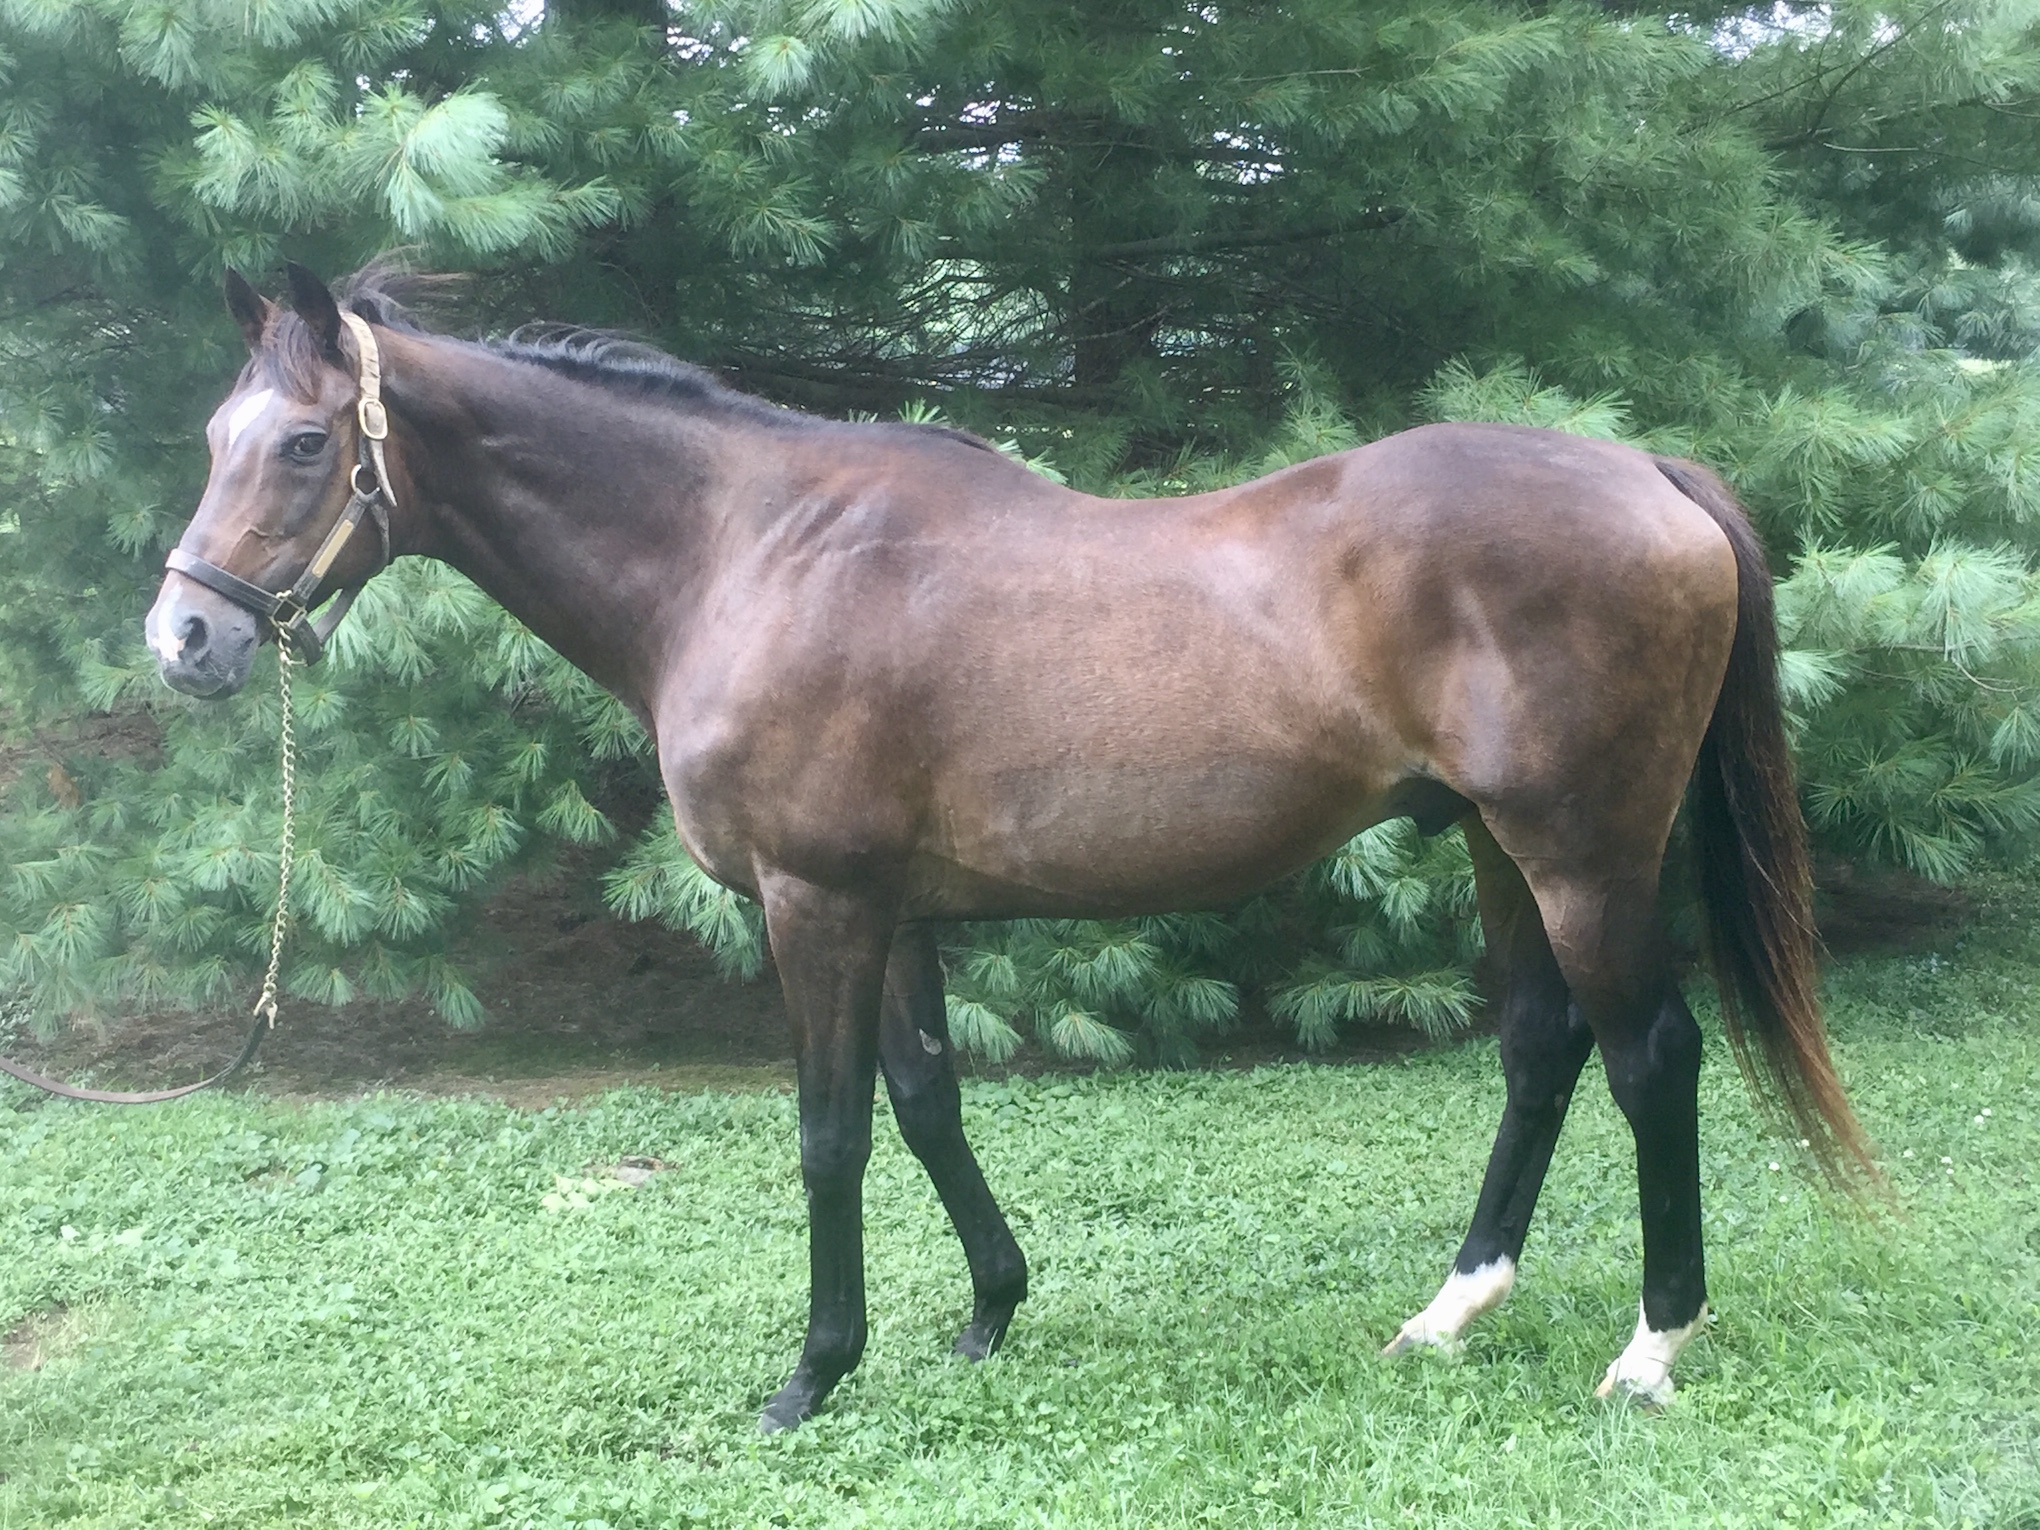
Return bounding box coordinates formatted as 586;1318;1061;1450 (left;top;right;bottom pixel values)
806;1323;866;1382
977;1255;1028;1311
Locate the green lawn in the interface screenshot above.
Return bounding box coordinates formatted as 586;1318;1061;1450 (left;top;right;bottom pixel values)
4;886;2039;1528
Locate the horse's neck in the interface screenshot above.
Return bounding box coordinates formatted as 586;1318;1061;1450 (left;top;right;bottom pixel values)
384;333;734;709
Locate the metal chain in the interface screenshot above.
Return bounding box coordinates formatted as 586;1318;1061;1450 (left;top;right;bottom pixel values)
253;638;298;1027
0;627;300;1102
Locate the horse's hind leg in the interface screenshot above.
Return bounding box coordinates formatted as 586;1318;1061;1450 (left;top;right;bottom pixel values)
1510;849;1709;1406
878;923;1028;1360
1385;815;1593;1354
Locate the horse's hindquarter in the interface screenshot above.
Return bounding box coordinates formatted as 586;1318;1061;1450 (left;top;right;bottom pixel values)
660;423;1738;915
1365;425;1742;864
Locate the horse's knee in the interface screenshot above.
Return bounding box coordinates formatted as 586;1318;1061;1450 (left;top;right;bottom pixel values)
893;1102;959;1166
882;1010;965;1149
800;1124;872;1188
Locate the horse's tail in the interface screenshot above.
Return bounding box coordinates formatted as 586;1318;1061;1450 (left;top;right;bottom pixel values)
1655;456;1877;1188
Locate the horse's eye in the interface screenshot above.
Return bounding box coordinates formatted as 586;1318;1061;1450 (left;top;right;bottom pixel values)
283;431;328;462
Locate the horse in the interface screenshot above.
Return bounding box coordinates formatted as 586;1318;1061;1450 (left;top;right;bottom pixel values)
145;262;1871;1430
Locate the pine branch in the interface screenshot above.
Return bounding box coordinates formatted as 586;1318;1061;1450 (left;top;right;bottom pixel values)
1086;214;1402;262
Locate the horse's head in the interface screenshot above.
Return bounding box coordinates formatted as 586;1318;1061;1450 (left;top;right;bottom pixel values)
147;264;392;696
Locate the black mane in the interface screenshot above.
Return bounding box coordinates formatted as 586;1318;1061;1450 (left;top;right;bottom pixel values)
485;325;803;430
267;261;998;455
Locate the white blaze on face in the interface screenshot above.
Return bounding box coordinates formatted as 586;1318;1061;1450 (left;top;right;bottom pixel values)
1596;1302;1708;1406
1382;1257;1517;1353
225;387;276;451
146;593;187;663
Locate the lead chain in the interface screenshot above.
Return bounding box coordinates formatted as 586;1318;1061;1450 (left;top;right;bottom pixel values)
253;639;298;1027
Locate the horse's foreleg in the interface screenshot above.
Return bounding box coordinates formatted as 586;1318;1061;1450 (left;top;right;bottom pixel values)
878;923;1028;1360
1386;817;1592;1354
757;872;894;1433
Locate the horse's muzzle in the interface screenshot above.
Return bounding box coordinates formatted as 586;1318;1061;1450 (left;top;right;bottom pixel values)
146;573;259;697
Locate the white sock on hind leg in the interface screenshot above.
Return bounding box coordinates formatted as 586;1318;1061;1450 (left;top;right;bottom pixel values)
1596;1302;1708;1405
1383;1257;1517;1353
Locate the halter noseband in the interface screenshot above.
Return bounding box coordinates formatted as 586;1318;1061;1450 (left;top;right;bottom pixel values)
165;310;396;664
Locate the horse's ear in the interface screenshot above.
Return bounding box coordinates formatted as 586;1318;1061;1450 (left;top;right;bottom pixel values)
223;269;273;353
284;261;344;363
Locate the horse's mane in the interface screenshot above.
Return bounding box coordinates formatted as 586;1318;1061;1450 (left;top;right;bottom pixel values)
256;258;998;455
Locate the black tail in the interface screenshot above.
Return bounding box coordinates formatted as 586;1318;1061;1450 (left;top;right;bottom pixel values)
1656;456;1877;1187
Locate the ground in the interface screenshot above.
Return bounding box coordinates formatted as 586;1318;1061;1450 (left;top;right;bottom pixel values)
2;858;797;1105
1;869;2032;1528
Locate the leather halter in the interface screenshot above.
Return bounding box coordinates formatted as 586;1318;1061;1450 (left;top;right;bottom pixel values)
165;311;396;663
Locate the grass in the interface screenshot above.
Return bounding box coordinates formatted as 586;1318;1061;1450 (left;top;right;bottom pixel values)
3;881;2039;1527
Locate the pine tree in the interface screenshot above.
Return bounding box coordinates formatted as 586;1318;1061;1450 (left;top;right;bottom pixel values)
3;0;2037;1063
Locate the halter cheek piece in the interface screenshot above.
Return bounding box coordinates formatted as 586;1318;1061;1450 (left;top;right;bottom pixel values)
164;311;396;663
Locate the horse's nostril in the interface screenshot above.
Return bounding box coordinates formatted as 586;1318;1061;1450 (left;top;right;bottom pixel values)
178;612;210;660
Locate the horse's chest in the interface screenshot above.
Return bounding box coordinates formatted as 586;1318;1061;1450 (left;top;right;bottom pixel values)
655;719;768;895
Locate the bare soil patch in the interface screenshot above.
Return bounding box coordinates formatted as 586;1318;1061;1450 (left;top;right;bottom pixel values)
2;853;1431;1105
0;709;164;799
1812;853;1974;955
2;1304;91;1373
3;854;793;1105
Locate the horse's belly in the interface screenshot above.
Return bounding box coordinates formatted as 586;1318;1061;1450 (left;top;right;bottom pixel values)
904;752;1390;919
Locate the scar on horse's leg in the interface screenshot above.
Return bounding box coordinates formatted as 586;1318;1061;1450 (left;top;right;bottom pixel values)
878;923;1028;1360
1536;865;1709;1407
1385;817;1592;1355
756;873;894;1433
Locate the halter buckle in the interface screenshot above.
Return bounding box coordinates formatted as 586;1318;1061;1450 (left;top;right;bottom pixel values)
358;396;389;441
269;598;324;664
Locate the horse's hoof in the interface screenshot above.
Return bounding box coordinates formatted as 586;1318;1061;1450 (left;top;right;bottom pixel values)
758;1382;818;1433
1382;1325;1455;1358
1382;1260;1515;1357
1595;1368;1673;1410
952;1303;1017;1361
1594;1348;1679;1409
1382;1304;1475;1357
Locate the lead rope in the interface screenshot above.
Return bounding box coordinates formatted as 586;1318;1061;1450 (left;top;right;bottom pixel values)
254;638;298;1028
0;645;295;1103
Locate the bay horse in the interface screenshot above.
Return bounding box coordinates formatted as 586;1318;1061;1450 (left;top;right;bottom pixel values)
146;263;1870;1429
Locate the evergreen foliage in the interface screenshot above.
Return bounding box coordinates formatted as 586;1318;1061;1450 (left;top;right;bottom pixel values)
2;0;2037;1062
